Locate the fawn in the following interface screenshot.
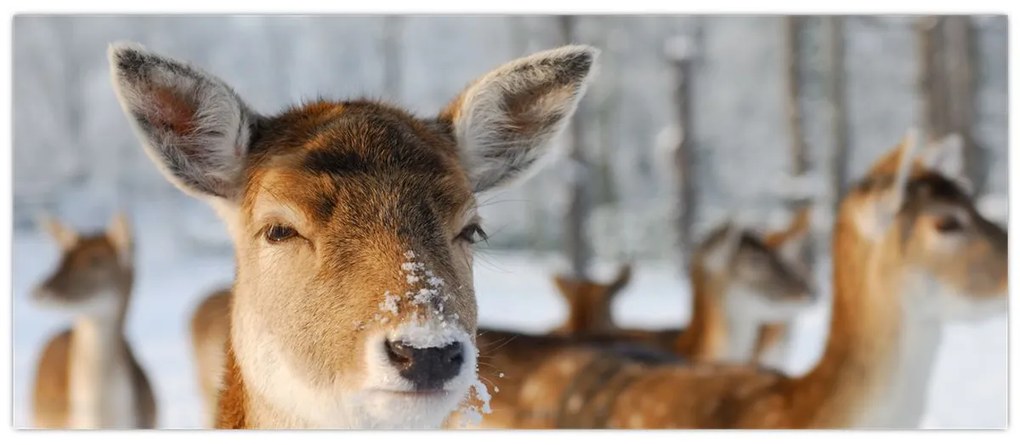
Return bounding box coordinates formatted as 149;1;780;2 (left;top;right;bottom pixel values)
31;213;157;428
108;42;597;428
474;130;1007;428
551;209;815;366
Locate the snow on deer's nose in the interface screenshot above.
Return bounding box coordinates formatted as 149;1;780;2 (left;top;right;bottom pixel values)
372;250;467;327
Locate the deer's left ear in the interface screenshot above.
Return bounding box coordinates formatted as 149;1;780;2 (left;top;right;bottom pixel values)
107;212;133;265
441;45;599;193
39;214;78;250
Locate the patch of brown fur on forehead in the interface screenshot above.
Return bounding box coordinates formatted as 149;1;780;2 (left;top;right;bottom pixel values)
240;100;475;225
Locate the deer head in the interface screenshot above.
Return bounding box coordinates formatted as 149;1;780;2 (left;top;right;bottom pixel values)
843;130;1007;322
108;42;597;428
552;265;632;334
696;216;816;324
33;213;134;321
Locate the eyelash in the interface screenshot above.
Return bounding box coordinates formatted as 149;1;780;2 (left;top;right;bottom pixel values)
264;224;298;243
456;223;488;245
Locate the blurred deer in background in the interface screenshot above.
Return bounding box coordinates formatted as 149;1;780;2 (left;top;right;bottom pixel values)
31;213;156;429
551;208;815;367
109;42;597;428
486;130;1006;428
449;209;815;427
552;265;632;335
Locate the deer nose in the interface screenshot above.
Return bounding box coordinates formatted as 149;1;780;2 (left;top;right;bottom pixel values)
384;340;465;390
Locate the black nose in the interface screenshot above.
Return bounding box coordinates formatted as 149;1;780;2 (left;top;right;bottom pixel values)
385;340;465;390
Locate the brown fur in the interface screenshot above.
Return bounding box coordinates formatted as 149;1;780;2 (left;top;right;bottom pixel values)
552;265;631;335
189;288;232;427
32;330;72;428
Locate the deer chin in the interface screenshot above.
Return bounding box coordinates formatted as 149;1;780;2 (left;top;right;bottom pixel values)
235;319;476;429
934;288;1007;323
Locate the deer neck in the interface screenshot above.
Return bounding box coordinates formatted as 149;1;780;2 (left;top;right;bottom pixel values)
674;262;727;361
67;278;137;428
789;218;938;428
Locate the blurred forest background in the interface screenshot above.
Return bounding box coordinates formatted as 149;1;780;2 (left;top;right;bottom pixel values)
13;14;1008;271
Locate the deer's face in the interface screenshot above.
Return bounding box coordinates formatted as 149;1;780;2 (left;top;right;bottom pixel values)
699;223;815;323
232;105;482;425
847;133;1007;322
110;43;597;427
896;174;1006;320
33;215;133;319
726;231;815;322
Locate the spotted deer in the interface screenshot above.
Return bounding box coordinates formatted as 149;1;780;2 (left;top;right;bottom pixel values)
31;213;157;429
108;42;597;428
476;130;1007;428
551;209;815;366
188;287;231;427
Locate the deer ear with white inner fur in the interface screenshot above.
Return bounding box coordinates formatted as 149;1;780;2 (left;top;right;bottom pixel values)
441;45;599;193
108;42;260;201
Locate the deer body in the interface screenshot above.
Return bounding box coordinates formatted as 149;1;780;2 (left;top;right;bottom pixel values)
31;215;156;429
189;288;231;427
109;42;597;428
481;132;1007;428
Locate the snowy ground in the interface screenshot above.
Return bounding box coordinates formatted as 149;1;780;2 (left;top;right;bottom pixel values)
12;212;1007;429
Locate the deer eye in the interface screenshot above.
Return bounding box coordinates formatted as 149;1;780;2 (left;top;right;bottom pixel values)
934;215;964;233
265;224;298;243
456;223;488;245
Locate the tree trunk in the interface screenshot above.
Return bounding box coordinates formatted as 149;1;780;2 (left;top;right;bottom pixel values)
664;32;698;269
942;16;985;194
826;16;849;207
782;16;814;266
559;15;593;279
916;16;984;194
382;16;403;99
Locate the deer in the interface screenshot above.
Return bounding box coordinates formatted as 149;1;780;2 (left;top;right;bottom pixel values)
31;213;157;429
188;287;231;427
444;209;815;427
470;130;1007;429
550;208;816;366
551;265;633;335
107;41;598;428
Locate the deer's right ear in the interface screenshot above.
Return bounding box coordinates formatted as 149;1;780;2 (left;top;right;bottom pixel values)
38;214;78;250
441;45;599;193
108;42;259;200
